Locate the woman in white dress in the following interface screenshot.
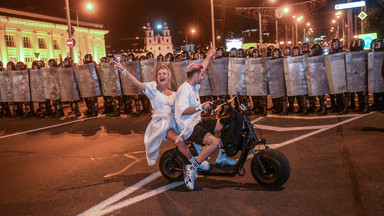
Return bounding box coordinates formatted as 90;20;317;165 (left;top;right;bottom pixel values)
113;61;193;166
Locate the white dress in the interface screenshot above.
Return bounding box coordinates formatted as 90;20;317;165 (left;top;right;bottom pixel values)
142;81;178;166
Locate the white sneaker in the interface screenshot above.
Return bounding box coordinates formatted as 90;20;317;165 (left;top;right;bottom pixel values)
216;149;238;167
198;160;210;171
184;164;197;190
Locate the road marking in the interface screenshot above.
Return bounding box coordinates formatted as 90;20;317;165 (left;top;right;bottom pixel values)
268;113;372;149
0;115;103;140
267;113;359;119
78;171;162;216
250;116;265;124
252;124;331;131
79;112;373;215
103;153;144;178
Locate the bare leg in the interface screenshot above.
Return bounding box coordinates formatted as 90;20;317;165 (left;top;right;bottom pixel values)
195;133;220;164
166;129;193;160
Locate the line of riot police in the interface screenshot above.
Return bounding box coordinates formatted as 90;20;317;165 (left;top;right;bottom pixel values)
1;38;383;119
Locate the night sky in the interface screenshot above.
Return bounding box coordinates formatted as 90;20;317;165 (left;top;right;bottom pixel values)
0;0;353;51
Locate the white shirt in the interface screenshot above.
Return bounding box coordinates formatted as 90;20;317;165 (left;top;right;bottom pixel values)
175;81;201;140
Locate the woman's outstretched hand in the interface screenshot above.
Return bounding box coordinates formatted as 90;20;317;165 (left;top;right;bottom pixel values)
112;60;125;72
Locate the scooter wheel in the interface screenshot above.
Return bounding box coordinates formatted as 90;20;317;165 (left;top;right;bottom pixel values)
159;148;189;182
251;149;290;189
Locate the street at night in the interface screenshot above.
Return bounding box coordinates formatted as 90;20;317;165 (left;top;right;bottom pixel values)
0;103;383;215
1;0;384;215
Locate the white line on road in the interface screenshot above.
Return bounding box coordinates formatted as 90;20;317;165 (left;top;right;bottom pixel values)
267;112;372;149
252;124;331;131
267;113;359;120
78;171;162;216
0;115;103;140
79;112;373;216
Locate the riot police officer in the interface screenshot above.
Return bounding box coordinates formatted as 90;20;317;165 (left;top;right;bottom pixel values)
16;61;34;117
82;54;100;116
291;46;309;115
198;50;207;60
229;48;237;57
249;48;267;116
283;46;296;113
302;42;310;55
310;44;327;115
47;59;65;117
0;61;12;117
164;53;174;61
369;39;384;112
63;57;81;117
31;60;49;118
271;48;288;115
328;39;344;113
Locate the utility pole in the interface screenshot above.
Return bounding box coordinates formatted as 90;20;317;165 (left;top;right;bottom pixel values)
259;12;263;44
65;0;73;58
210;0;216;48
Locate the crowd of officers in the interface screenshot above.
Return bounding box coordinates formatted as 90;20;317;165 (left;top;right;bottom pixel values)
0;38;384;119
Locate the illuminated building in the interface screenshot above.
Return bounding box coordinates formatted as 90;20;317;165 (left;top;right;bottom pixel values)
144;22;173;56
0;7;108;67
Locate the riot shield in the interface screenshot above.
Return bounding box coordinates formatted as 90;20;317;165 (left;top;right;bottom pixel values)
0;70;13;102
345;51;368;93
56;67;80;102
305;55;330;96
368;51;384;93
11;70;31;102
228;57;246;95
41;67;60;100
139;59;157;83
324;52;347;94
29;69;46;102
189;59;212;96
98;63;122;97
283;56;308;96
207;58;228;96
120;61;142;95
266;58;286;99
246;57;268;96
73;63;101;98
170;61;188;89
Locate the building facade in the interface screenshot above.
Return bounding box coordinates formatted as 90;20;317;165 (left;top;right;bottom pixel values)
144;22;173;57
0;8;108;67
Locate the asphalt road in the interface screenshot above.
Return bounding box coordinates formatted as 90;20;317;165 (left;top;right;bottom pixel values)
0;110;383;216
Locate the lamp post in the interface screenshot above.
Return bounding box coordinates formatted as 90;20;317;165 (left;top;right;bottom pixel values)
64;0;73;58
191;29;195;44
210;0;216;48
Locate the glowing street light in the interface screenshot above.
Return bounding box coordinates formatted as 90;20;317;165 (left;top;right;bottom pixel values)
283;7;289;13
191;29;196;33
86;2;94;11
157;24;162;29
217;35;221;39
306;23;310;26
332;20;336;23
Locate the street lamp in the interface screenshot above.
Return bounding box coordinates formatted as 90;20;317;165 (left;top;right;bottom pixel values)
86;2;94;11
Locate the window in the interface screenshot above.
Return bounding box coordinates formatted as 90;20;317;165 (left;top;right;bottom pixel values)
53;40;60;49
23;37;32;48
159;47;161;50
167;47;169;49
158;37;160;44
24;57;33;63
5;35;16;47
149;39;151;43
38;38;47;49
166;39;169;43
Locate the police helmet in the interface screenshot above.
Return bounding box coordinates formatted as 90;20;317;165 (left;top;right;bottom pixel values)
292;46;301;56
0;61;3;71
271;48;282;59
283;46;292;57
157;54;164;62
251;48;261;58
181;51;190;60
229;48;237;57
215;46;225;58
48;59;58;67
100;57;108;63
63;57;73;68
302;43;310;54
84;54;93;64
146;52;154;59
370;39;383;52
331;39;342;53
310;44;323;56
236;48;245;58
32;60;40;69
7;62;16;70
198;50;207;60
164;53;174;61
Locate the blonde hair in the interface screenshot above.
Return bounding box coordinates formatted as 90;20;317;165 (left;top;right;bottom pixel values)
155;64;172;89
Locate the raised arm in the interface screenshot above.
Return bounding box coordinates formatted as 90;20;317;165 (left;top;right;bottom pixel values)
112;60;146;91
200;46;215;72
